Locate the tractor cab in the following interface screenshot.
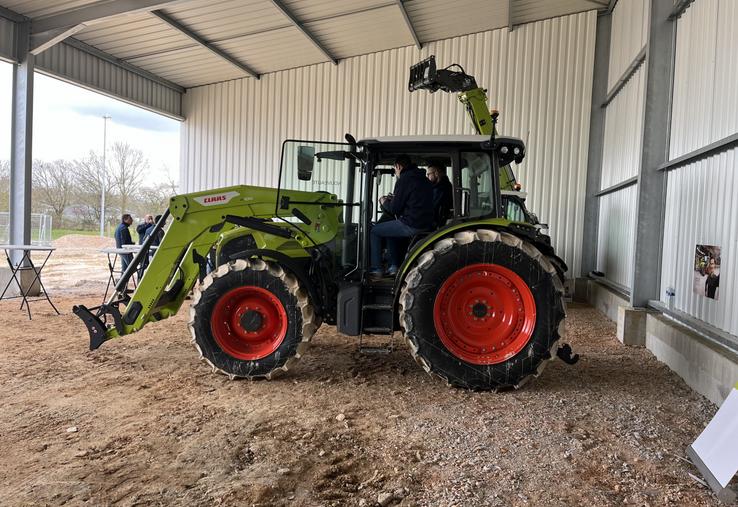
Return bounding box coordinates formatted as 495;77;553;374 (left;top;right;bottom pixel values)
273;133;551;341
275;134;534;268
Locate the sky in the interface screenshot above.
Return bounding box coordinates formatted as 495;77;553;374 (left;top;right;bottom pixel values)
0;60;180;185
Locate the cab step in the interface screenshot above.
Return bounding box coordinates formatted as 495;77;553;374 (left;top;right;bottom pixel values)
363;326;393;335
362;303;392;311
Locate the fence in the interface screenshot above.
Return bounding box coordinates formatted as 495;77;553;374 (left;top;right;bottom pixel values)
0;212;53;246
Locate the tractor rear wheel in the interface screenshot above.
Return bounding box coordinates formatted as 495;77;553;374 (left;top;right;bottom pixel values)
189;258;318;379
399;229;566;390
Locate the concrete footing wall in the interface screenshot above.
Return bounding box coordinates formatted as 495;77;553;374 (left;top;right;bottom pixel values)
586;279;628;322
586;279;738;406
646;314;738;406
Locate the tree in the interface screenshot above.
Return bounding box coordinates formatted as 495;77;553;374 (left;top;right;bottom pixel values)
33;159;74;226
75;151;114;224
109;142;147;214
134;178;178;217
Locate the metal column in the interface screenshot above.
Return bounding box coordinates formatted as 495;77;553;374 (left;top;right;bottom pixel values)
9;21;34;262
581;12;612;277
630;0;676;307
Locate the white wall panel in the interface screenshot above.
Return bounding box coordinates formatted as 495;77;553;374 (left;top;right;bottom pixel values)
596;186;637;289
600;62;645;188
35;41;182;118
660;148;738;336
670;0;738;159
607;0;649;89
660;0;738;338
0;17;14;62
181;11;597;277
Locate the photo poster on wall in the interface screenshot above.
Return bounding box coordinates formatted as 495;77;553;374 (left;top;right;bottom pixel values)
693;244;721;300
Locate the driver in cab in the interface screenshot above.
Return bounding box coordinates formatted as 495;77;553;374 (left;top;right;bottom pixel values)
369;155;434;280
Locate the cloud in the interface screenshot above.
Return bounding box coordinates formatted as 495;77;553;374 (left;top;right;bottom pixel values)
68;102;179;133
35;73;180;133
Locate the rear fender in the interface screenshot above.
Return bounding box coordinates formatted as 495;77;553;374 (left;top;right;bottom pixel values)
392;219;556;304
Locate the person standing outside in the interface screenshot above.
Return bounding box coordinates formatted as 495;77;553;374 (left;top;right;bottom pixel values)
136;214;154;244
115;214;135;273
143;215;166;248
369;155;434;279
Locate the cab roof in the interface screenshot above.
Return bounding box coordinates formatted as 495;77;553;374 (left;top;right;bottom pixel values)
358;135;490;144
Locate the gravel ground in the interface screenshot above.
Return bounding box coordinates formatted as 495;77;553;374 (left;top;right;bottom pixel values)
0;271;728;507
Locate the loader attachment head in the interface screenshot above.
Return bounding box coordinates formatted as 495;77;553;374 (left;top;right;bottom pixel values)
408;55;478;93
72;304;110;350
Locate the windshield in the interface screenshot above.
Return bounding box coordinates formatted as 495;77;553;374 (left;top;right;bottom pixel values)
278;140;357;207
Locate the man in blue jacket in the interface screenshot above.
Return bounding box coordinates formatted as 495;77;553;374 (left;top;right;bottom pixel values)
369;155;434;279
115;214;135;273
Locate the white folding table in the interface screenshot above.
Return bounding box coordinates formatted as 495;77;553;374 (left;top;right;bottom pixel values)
0;244;60;319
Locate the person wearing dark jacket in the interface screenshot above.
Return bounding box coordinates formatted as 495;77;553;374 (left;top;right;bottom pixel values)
427;164;453;227
114;214;135;272
136;214;154;244
369;155;434;278
143;214;165;247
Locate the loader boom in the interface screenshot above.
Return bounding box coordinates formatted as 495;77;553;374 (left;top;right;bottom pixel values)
408;55;518;190
74;185;341;349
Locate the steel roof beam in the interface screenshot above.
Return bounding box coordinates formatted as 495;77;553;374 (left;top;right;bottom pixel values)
581;0;610;8
122;2;398;61
0;5;26;23
151;10;260;79
395;0;421;49
269;0;338;65
30;25;87;55
31;0;182;34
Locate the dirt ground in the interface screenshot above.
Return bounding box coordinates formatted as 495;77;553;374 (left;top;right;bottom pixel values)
0;238;728;506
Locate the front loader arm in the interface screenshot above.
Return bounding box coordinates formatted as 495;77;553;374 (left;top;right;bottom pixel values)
74;184;340;350
409;55;517;190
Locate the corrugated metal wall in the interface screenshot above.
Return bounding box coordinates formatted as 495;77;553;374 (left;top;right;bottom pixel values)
669;0;738;158
596;184;637;289
600;64;645;188
181;11;597;277
35;42;182;118
607;0;649;89
661;150;738;335
660;0;738;336
594;0;649;290
0;17;14;62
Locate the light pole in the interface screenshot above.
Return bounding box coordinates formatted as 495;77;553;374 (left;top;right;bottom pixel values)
100;115;111;236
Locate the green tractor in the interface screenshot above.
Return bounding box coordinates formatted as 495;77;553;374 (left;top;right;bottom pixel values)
74;56;573;390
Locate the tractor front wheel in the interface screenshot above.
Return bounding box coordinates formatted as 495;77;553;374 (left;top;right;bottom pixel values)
399;229;566;390
189;258;318;379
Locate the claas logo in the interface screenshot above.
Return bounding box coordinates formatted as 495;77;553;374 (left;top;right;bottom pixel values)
204;195;227;204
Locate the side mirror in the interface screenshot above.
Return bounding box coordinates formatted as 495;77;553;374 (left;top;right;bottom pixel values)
297;146;315;181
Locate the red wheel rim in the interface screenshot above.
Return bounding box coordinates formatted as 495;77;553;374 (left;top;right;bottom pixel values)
433;263;536;365
210;286;288;360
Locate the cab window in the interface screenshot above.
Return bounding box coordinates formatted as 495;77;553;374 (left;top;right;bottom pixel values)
459;151;493;218
503;196;527;222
